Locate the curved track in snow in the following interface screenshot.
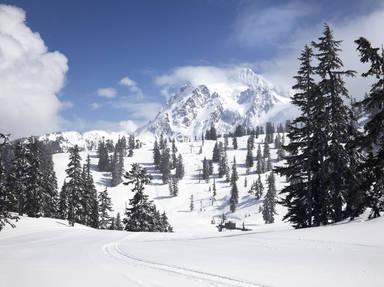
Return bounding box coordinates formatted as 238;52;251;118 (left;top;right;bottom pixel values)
102;237;264;287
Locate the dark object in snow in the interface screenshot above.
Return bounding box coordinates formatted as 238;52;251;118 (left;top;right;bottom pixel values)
217;220;250;232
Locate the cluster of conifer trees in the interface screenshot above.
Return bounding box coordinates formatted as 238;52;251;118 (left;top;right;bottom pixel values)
0;136;58;230
97;136;137;187
276;24;384;228
153;135;184;196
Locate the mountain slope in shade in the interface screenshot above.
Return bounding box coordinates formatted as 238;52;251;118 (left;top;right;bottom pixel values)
138;68;295;138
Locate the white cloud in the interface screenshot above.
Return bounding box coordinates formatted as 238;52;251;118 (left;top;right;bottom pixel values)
97;87;116;98
60;117;140;133
233;1;313;48
119;76;144;99
0;4;68;138
118;120;138;133
257;2;384;98
112;100;162;121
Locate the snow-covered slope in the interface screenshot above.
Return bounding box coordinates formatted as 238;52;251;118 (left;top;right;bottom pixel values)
138;68;295;138
53;134;288;234
1;214;383;287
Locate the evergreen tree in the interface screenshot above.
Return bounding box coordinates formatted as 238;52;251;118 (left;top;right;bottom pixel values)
212;142;221;163
263;173;277;224
153;140;161;167
249;175;264;200
115;212;123;230
202;157;210;182
123;163;172;232
175;154;185;179
355;37;384;218
58;181;69;220
65;145;83;226
256;144;264;174
0;134;18;231
229;157;239;212
160;148;171;184
97;140;110;172
275;45;322;228
84;155;99;228
212;178;217;199
171;139;178;169
11;141;30;215
246;136;254;168
232;136;238;150
190;194;194;211
98;188;113;229
263;141;270;159
312;24;357;223
23;138;44;217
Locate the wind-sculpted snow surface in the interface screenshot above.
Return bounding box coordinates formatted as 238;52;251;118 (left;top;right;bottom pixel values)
1;216;383;287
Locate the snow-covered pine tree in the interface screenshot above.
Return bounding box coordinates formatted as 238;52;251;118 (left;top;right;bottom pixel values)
312;24;357;223
65;145;83;226
263;173;277;224
202;157;210;183
98;188;113;229
83;155;99;228
256;144;264;174
111;144;124;187
275;45;318;228
58;181;68;220
37;142;58;218
24;138;44;217
229;157;239;212
263;140;270;159
0;134;18;231
246;136;254;169
115;212;123;230
212;178;217;199
212;142;221;163
160;148;171;184
255;175;264;200
175;154;185;179
10;141;29;215
190;194;194;211
232;136;238;150
172;177;178;196
354;37;384;218
171;139;178;169
153;139;161;168
97;140;110;172
123;163;172;232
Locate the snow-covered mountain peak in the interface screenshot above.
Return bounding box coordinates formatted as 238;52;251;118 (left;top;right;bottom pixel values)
138;68;295;138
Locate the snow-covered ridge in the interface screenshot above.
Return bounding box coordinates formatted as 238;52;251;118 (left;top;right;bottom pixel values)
138;68;295;138
38;130;131;152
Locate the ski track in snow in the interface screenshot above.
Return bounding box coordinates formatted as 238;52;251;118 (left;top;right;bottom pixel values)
102;236;265;287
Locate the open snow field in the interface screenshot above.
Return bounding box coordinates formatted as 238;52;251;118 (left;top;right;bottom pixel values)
1;216;383;287
1;135;384;286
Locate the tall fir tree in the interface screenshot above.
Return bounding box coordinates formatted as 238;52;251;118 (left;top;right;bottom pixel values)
263;173;277;224
0;134;18;231
355;37;384;218
98;188;113;229
229;157;239;212
275;45;318;228
312;24;357;223
65;145;83;226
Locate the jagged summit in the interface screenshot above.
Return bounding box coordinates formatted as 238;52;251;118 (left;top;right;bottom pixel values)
138;68;294;138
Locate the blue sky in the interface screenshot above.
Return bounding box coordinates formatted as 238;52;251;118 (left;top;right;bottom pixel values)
1;0;383;136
